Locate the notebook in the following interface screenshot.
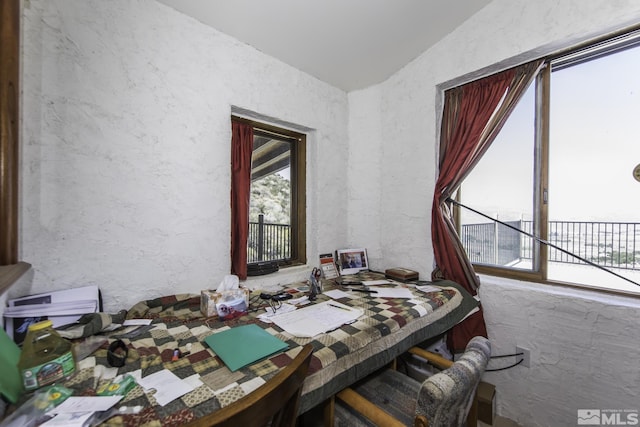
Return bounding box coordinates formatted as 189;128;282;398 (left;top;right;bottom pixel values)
204;324;289;371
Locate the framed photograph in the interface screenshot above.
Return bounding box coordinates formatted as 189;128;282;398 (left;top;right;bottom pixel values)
336;248;369;275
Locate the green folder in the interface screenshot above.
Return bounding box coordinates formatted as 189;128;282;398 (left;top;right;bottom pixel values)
204;324;289;372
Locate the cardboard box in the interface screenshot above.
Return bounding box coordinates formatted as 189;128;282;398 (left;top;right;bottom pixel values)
200;288;250;319
200;290;218;317
477;381;496;425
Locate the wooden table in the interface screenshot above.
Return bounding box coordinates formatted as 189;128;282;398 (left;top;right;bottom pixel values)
54;274;477;426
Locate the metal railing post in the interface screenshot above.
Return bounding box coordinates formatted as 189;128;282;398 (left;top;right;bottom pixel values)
257;214;264;262
493;220;499;264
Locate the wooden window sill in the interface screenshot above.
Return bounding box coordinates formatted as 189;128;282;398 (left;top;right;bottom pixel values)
0;262;31;296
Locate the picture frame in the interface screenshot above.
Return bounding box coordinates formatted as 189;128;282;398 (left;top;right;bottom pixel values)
319;253;339;279
336;248;369;275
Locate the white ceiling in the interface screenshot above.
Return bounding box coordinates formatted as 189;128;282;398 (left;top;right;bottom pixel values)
155;0;492;92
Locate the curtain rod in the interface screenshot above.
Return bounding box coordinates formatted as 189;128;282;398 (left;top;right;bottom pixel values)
447;198;640;288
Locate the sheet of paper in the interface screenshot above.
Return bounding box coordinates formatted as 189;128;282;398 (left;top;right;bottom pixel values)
258;302;297;323
138;369;194;406
271;313;325;337
40;411;95;426
123;319;153;326
127;369;143;382
94;364;119;385
183;374;204;389
289;295;310;305
416;285;442;293
369;287;414;299
323;289;351;299
48;396;122;414
361;280;392;286
3;300;98;317
269;301;363;337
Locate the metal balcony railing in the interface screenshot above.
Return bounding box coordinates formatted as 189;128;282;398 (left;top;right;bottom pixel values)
461;220;640;270
247;214;290;264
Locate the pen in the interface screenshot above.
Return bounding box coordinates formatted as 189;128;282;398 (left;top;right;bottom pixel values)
351;288;377;294
329;303;351;311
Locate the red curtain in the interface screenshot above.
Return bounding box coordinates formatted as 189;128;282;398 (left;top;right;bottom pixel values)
433;61;543;352
230;121;253;280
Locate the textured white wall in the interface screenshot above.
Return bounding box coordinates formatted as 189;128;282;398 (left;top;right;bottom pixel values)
480;276;640;427
353;0;640;275
348;1;640;425
12;0;640;423
18;0;349;311
346;87;383;267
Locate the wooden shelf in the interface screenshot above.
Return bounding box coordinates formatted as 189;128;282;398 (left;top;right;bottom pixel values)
0;262;31;296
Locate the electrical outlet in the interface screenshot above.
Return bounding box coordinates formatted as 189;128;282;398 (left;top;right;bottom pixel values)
516;346;530;368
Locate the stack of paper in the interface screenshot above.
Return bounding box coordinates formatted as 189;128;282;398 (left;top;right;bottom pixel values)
3;285;101;345
268;301;364;337
42;396;123;427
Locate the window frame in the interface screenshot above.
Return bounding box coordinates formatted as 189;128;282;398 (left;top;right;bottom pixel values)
0;0;30;297
1;0;19;268
457;27;640;296
231;116;307;268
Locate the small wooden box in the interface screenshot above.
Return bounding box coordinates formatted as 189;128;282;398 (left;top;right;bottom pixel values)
385;267;419;282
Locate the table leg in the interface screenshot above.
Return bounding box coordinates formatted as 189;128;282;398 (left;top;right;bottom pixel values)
323;395;335;427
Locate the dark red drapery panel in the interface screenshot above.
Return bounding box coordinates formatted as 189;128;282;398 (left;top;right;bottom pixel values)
434;71;515;285
433;61;543;351
230;121;253;280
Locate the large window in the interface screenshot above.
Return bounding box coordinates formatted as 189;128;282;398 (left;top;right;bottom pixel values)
232;117;306;268
458;30;640;295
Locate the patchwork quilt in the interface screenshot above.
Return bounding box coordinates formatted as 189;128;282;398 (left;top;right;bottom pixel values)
58;274;477;426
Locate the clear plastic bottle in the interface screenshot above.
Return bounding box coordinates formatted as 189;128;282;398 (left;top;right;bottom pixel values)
17;320;76;391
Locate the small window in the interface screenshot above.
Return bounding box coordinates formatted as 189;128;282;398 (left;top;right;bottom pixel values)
233;117;306;267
